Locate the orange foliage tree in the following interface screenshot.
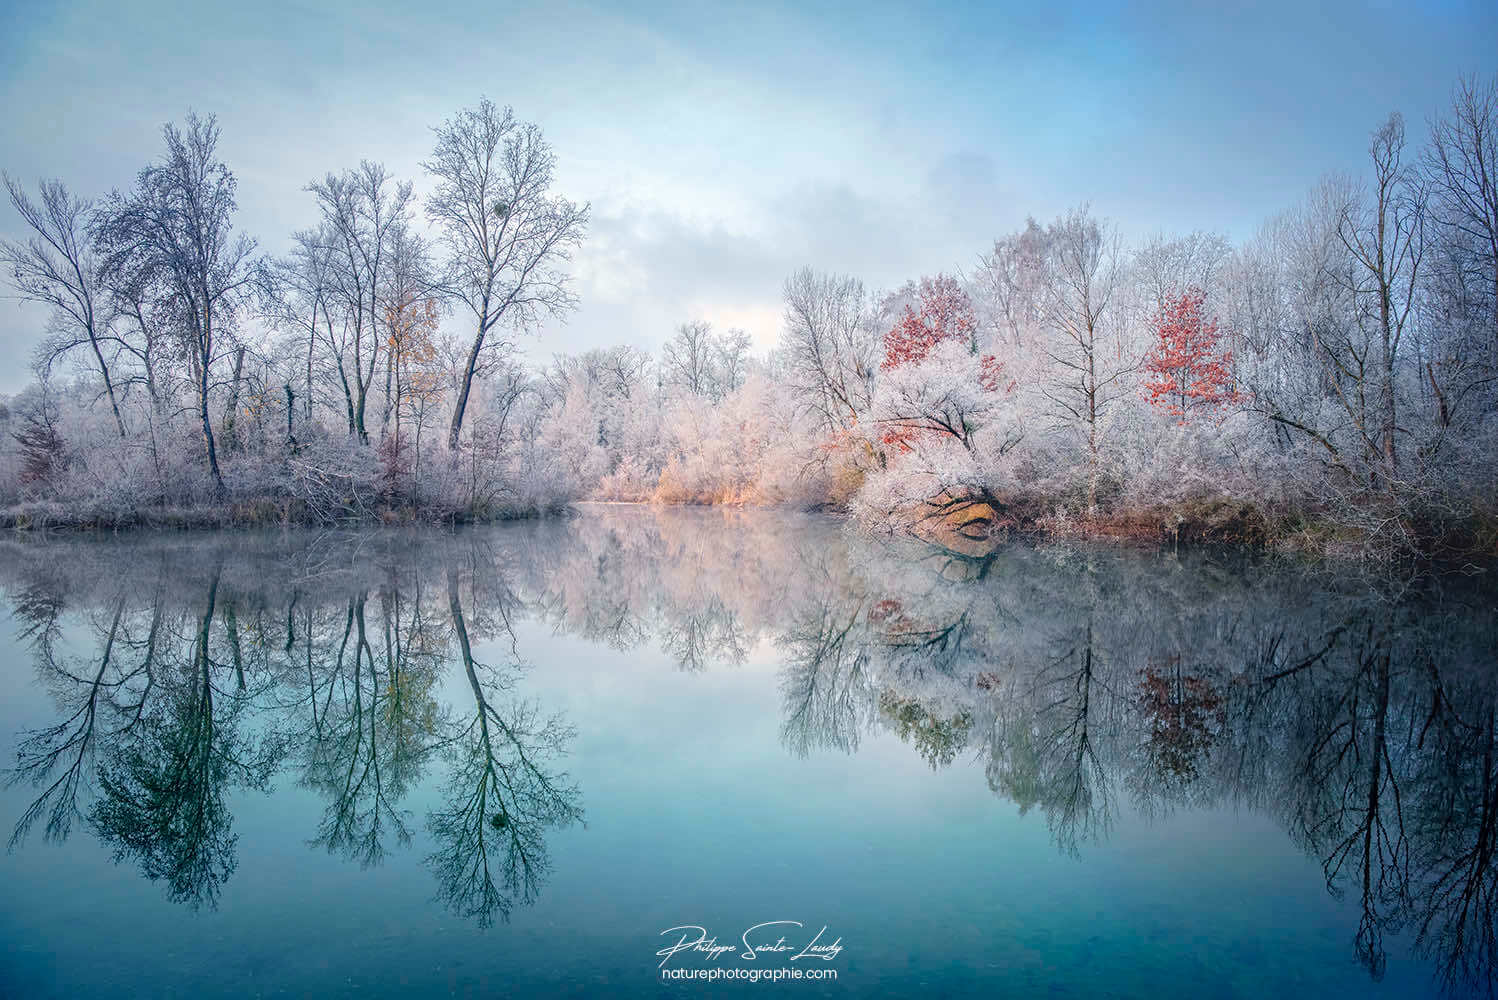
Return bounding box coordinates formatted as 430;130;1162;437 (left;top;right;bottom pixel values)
381;294;444;493
1140;288;1241;421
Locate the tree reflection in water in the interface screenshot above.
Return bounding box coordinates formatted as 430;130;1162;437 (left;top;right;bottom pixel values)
2;532;583;927
1;510;1495;994
430;565;582;927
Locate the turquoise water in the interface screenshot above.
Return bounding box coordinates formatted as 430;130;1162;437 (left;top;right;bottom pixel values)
0;508;1493;998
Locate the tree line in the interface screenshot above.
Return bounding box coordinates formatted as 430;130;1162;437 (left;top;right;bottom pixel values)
2;76;1495;557
1;99;588;521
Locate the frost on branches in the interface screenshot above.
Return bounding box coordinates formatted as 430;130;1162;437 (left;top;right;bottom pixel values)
858;338;1025;535
881;274;978;370
4;74;1498;555
1140;288;1242;421
875;277;1009;453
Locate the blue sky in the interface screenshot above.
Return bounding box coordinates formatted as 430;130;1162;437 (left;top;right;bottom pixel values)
1;0;1494;392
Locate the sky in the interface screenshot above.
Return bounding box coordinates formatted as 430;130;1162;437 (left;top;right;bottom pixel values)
1;0;1495;394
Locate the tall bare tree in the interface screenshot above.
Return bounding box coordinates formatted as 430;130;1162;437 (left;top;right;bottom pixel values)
308;162;414;444
1038;205;1126;513
778;267;878;433
95;113;257;493
1425;74;1498;358
377;221;436;442
424;99;589;450
975;219;1050;347
1133;231;1232;308
714;327;753;397
661;319;717;398
1;176;126;437
262;229;336;424
1337;113;1426;488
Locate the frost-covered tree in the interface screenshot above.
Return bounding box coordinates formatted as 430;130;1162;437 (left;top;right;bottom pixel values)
1336;113;1426;489
778;268;878;433
661;319;718;399
1425;73;1498;360
976;219;1050;347
1;177;126;437
424;99;589;450
305;161;415;444
1036;206;1128;513
94;113;257;494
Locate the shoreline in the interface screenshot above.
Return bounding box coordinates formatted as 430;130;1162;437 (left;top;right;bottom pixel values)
2;495;1492;575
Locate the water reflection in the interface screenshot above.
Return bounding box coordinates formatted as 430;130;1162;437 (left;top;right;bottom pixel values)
1;511;1495;994
3;535;583;929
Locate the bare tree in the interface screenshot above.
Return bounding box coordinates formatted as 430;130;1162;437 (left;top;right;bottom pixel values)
1038;205;1126;513
262;229;336;424
1;176;126;436
94;113;257;494
715;327;753;396
423;99;589;450
308;162;414;444
1337;113;1426;488
975;218;1050;347
100;238;176;411
1250;178;1361;467
1425;73;1498;359
547;344;651;402
377;221;437;443
778;267;878;432
1132;230;1233;314
661;319;717;397
596;344;652;400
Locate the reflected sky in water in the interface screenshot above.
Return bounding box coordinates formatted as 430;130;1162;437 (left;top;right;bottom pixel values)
1;508;1495;998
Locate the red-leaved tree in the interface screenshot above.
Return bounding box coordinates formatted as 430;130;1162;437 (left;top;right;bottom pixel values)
876;275;1009;453
881;274;977;370
1141;288;1241;421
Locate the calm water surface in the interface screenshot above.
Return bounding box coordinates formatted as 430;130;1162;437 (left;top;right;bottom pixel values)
1;508;1495;998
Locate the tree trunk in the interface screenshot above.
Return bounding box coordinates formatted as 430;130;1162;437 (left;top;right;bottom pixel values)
198;305;224;496
380;343;395;441
200;365;223;495
448;326;486;450
327;313;358;437
336;357;357;437
284;383;297;446
1427;362;1450;427
222;345;245;452
1085;322;1099;515
352;316;371;444
354;377;370;445
1378;275;1397;487
305;304;316;421
87;332;127;438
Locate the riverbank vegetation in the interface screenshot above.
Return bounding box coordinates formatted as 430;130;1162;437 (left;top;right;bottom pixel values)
2;76;1496;562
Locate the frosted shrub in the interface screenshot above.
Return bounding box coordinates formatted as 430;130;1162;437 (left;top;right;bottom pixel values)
283;433;383;523
537;383;609;500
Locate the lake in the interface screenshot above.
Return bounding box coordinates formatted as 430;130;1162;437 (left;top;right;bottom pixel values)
1;507;1494;998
